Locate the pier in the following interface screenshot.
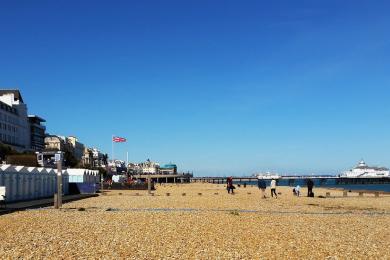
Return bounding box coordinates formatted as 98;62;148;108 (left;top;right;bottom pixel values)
133;173;193;183
191;176;390;187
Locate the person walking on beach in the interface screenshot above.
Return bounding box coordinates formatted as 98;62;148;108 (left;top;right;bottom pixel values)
226;176;235;194
307;179;314;197
270;179;277;198
257;176;267;199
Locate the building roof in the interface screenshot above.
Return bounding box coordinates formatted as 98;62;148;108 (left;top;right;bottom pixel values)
0;89;24;103
161;164;177;169
28;115;46;122
354;160;389;171
355;166;389;171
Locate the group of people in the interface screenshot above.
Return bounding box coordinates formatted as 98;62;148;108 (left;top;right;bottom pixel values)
258;177;315;198
292;180;314;197
226;176;315;199
257;178;278;198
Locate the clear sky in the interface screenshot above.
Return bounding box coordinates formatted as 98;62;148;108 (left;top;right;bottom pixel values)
1;0;390;176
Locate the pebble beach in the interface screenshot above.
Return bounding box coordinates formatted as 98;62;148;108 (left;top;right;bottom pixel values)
1;183;389;259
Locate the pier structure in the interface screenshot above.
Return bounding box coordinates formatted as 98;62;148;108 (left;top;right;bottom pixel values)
191;176;336;183
133;173;193;184
191;176;390;186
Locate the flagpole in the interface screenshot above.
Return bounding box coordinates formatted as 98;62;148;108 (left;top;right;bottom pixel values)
126;151;129;166
112;135;114;162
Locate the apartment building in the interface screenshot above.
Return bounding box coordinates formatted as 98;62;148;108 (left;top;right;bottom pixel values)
0;90;33;151
28;115;46;151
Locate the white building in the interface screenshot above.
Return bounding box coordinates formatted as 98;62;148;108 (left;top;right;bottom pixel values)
341;160;390;178
140;159;160;174
44;135;67;151
92;148;105;167
127;159;160;175
82;147;106;167
0;90;32;151
66;136;85;161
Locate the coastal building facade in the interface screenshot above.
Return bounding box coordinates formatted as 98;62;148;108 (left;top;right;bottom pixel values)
128;160;179;175
140;159;160;174
341;160;390;178
82;147;93;166
0;89;108;163
44;135;68;151
160;164;177;175
127;160;160;175
82;148;106;168
66;136;85;161
92;148;106;167
45;133;106;168
0;90;35;151
28;115;46;151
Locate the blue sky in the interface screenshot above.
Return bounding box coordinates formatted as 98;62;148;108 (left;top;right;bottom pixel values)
1;0;390;176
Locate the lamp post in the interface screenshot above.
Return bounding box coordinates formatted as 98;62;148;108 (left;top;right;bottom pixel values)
54;152;63;209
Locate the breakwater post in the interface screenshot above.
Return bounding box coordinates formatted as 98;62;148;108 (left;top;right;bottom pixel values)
148;175;151;195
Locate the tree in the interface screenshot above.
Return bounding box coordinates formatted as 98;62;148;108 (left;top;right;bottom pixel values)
64;151;79;168
98;167;108;178
88;149;94;168
102;154;108;166
0;143;17;161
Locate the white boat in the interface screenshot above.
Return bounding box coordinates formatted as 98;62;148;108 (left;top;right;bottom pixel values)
256;172;281;180
341;160;390;178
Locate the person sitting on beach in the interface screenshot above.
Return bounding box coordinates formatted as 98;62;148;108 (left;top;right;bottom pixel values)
295;185;301;197
226;177;235;194
270;179;277;198
257;176;267;199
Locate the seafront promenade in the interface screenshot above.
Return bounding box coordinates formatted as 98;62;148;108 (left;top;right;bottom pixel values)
0;183;389;259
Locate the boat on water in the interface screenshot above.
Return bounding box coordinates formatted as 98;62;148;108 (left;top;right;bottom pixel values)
255;172;281;179
341;160;390;178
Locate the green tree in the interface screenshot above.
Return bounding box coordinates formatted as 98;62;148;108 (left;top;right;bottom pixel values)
64;151;79;168
98;167;107;178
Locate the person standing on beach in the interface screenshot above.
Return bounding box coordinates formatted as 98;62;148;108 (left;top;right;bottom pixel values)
257;176;267;199
270;179;277;198
226;176;234;194
307;179;314;197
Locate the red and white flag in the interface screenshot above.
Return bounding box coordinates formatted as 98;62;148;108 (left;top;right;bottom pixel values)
113;136;126;143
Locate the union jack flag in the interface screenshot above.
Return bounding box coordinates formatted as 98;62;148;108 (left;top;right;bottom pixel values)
113;136;126;143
